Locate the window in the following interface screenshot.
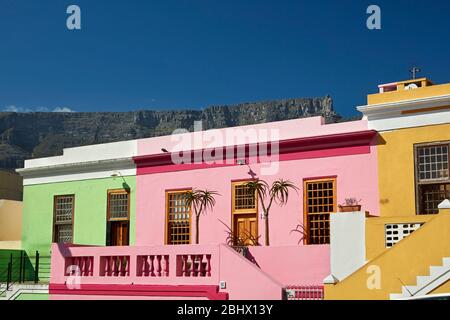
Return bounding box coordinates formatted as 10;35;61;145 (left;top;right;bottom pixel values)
420;183;450;214
108;191;129;220
107;190;130;246
417;145;449;180
166;190;191;245
53;195;75;243
233;183;257;211
304;179;336;245
232;181;258;246
415;143;450;215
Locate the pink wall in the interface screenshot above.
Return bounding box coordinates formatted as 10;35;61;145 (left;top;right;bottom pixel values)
217;245;283;300
133;117;379;288
247;245;330;286
135;146;379;247
50;243;283;300
51;295;209;300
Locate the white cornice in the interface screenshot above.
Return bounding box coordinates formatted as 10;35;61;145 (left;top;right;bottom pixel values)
357;94;450;118
16;157;135;179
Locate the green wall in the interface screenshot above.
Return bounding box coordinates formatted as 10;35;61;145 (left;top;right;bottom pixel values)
22;176;136;257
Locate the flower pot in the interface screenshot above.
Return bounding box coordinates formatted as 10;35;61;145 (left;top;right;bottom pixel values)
338;205;362;212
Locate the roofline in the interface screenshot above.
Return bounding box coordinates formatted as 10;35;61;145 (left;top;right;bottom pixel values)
133;130;377;167
357;94;450;116
16;157;135;178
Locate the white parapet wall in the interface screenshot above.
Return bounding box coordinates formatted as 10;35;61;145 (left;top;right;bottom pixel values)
324;212;366;284
17;140;138;185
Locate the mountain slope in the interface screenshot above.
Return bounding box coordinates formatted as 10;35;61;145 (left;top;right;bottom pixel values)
0;96;341;169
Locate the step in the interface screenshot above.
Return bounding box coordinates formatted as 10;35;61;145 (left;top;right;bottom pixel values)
401;286;416;297
416;275;430;287
391;257;450;299
429;266;446;278
5;284;49;300
443;258;450;266
390;293;404;300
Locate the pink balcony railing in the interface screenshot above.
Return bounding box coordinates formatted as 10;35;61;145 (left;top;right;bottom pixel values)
51;244;220;286
285;285;324;300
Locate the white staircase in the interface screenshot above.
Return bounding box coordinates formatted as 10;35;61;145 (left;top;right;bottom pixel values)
0;283;48;300
390;257;450;299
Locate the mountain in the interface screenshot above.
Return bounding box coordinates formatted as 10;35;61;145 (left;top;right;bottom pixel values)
0;96;342;170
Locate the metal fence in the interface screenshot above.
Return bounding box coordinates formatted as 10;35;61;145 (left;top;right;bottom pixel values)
0;250;50;295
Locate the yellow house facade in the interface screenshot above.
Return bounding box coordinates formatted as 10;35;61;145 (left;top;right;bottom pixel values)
325;78;450;299
0;170;23;250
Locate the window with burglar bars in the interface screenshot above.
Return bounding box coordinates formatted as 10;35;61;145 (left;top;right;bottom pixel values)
304;179;336;245
233;183;257;212
108;191;130;220
415;143;450;215
166;191;191;245
53;195;74;243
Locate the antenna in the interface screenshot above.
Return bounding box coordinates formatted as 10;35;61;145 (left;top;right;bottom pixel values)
409;67;421;80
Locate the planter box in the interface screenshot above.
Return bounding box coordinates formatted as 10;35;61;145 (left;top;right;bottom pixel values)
338;205;362;212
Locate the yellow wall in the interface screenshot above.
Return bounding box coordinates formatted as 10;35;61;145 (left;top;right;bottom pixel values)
325;208;450;300
0;171;23;201
0;200;22;245
365;215;434;260
368;82;450;105
430;281;450;295
377;123;450;217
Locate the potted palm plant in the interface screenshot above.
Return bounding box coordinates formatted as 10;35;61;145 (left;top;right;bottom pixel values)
218;219;261;256
338;198;362;212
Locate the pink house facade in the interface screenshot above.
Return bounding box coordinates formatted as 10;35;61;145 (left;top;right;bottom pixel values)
49;116;379;300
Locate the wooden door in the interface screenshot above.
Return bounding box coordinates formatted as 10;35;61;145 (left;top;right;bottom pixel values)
231;181;258;246
110;221;129;246
234;214;258;246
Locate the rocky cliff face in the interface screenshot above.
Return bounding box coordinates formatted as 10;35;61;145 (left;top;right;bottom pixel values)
0;96;340;169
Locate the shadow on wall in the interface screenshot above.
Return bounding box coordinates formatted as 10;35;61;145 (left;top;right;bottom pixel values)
372;134;387;147
374;134;388;207
0;171;23;202
0;250;41;283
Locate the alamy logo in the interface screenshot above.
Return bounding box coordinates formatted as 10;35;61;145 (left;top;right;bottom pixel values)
66;265;81;290
170;121;280;176
366;265;381;290
66;5;81;30
366;5;381;30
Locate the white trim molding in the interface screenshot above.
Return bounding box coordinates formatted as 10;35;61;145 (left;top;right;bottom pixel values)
17;158;136;186
357;94;450;132
16;139;138;185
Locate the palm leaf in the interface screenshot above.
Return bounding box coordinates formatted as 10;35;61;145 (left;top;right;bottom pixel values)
246;180;269;199
270;179;299;206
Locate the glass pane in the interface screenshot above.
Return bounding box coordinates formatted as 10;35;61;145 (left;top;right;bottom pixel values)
305;180;335;245
167;192;191;245
54;196;74;223
234;184;256;210
420;183;450;215
109;192;129;219
56;224;73;243
417;145;449;181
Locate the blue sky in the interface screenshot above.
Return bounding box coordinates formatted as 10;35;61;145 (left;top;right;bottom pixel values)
0;0;449;117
